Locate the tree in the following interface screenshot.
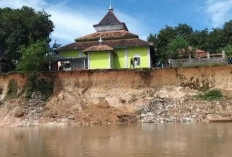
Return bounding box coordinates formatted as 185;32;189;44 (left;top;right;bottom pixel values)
223;20;232;44
167;37;193;59
224;44;232;57
0;6;54;70
16;40;56;72
148;24;193;62
148;26;177;62
176;24;193;38
147;20;232;63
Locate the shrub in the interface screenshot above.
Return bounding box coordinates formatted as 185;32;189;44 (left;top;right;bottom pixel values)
6;79;18;99
25;73;37;98
196;90;223;101
25;73;54;101
37;79;54;101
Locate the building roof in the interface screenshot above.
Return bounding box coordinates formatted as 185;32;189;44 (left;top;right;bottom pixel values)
75;30;138;42
194;49;207;58
179;47;223;59
58;38;151;51
83;45;113;52
98;10;121;25
57;7;151;53
93;10;128;32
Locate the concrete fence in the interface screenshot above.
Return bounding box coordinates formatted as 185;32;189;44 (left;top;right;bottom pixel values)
171;51;227;67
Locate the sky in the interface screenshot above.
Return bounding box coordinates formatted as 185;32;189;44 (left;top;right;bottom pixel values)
1;0;232;46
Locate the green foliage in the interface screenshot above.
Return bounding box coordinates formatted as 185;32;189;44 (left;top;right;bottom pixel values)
224;44;232;57
148;24;193;63
167;37;192;59
16;40;56;72
0;6;54;69
148;21;232;63
6;79;18;99
195;90;223;101
25;73;54;101
25;73;37;98
37;79;54;101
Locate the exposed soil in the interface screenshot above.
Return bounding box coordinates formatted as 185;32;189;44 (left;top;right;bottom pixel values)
1;67;232;127
1;85;232;127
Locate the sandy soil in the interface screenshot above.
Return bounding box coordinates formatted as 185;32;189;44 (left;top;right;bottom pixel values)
1;85;232;127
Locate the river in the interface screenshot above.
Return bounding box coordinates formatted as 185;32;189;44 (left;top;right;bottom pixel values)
0;123;232;157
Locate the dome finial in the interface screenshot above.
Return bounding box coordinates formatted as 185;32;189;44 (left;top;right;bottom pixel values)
98;36;103;45
109;0;113;11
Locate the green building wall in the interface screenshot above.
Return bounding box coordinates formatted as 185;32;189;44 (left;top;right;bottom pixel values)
127;47;149;68
88;51;111;69
114;46;150;69
111;52;114;69
114;49;125;68
60;46;150;70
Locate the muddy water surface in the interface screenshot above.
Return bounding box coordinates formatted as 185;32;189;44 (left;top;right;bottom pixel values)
0;123;232;157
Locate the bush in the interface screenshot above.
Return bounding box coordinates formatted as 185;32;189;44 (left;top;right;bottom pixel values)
25;73;54;101
16;40;57;72
6;79;18;99
37;79;54;101
196;90;223;101
25;73;37;98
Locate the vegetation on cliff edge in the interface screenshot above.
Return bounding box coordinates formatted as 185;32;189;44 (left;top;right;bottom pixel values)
195;90;223;101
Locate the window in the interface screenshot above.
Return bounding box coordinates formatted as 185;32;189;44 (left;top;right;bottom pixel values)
134;57;140;66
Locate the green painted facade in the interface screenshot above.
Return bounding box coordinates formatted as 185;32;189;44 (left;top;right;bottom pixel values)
60;47;150;69
113;46;150;69
114;49;125;68
127;47;149;68
89;51;111;69
87;46;149;69
111;51;114;68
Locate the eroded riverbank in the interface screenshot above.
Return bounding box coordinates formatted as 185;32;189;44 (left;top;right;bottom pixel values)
1;66;232;127
1;86;232;127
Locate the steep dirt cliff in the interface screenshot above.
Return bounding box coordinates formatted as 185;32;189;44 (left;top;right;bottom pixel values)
1;66;232;127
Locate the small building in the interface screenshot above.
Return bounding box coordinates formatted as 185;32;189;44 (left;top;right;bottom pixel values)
57;6;153;70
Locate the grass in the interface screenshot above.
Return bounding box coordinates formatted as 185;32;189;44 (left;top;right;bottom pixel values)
195;90;223;101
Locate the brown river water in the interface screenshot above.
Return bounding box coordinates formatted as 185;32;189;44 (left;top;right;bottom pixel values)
0;123;232;157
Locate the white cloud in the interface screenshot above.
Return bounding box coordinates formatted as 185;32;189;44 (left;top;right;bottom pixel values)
205;0;232;27
0;0;147;45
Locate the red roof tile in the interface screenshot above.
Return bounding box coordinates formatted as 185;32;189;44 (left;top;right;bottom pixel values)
83;45;113;52
75;30;138;42
58;38;151;51
194;49;207;58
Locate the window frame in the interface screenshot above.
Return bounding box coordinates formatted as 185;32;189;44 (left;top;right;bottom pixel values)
134;57;140;66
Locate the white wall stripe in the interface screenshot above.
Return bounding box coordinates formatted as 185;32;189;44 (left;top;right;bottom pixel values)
108;52;111;69
125;49;128;68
